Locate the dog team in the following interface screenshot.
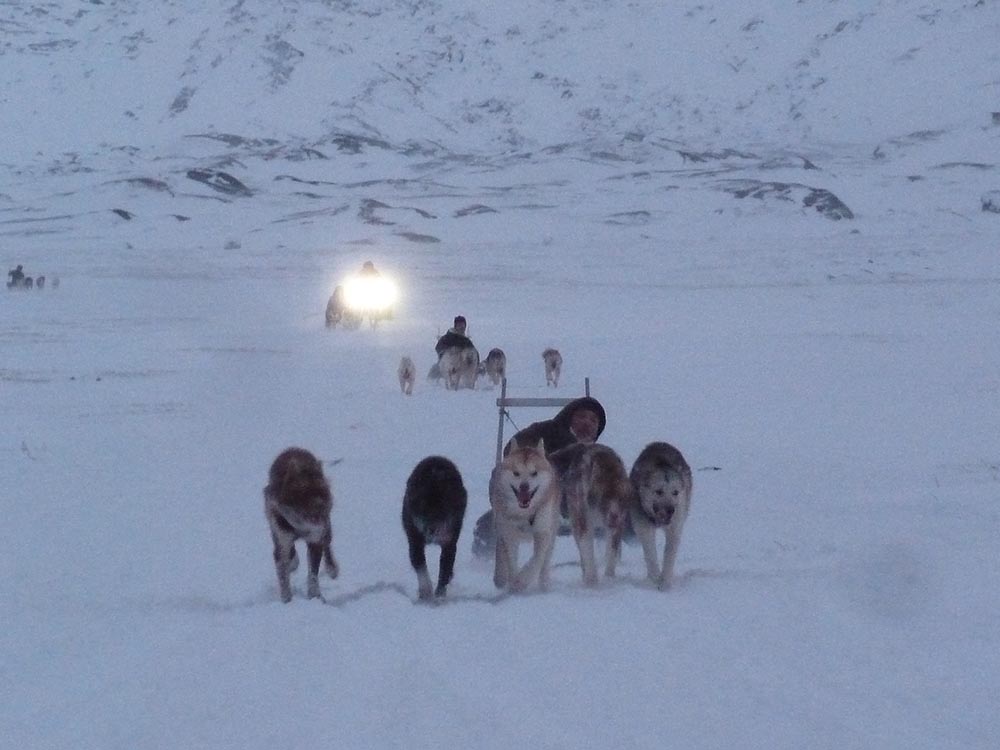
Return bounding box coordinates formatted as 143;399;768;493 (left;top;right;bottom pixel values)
264;393;692;603
7;263;59;290
396;314;559;395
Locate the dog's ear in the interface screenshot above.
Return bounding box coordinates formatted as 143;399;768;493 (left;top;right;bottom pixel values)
537;438;545;454
509;437;519;452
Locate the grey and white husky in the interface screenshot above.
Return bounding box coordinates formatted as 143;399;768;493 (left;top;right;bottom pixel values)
483;347;507;386
561;443;632;586
490;439;561;593
629;442;692;589
439;345;480;390
264;447;339;602
542;348;562;387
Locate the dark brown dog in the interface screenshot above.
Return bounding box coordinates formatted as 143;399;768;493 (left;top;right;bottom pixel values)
264;447;339;602
401;456;468;600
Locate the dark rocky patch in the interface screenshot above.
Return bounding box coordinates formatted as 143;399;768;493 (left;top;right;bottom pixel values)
327;132;394;154
186;133;280;148
186;169;253;197
678;148;758;163
605;210;651;226
717;179;853;220
275;174;337;186
395;232;440;243
112;208;133;220
124;177;172;194
359;199;395;225
359;198;436;225
455;204;497;217
982;191;1000;213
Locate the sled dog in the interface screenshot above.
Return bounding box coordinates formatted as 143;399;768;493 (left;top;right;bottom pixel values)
490;438;561;592
629;442;692;589
264;447;339;602
438;345;480;390
483;347;507;386
561;443;632;586
401;456;468;601
398;355;416;395
542;348;562;387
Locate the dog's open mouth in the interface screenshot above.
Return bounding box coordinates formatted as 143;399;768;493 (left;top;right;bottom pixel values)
513;484;537;509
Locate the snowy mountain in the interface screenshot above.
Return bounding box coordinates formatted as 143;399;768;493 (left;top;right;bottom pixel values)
2;2;999;749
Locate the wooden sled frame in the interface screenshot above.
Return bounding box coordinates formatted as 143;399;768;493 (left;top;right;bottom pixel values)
494;376;591;465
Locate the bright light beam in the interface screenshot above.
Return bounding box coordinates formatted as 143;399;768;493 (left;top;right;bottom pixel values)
342;274;399;312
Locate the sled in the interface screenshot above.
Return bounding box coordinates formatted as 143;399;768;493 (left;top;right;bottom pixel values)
493;376;590;465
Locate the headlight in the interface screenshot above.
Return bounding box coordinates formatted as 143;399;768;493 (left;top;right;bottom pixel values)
342;274;399;311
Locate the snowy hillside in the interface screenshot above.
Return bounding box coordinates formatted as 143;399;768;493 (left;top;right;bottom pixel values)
2;1;999;749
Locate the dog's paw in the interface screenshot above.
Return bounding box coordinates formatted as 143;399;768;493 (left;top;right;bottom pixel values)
509;574;531;593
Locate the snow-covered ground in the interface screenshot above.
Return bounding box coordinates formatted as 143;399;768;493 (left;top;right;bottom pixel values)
2;1;999;747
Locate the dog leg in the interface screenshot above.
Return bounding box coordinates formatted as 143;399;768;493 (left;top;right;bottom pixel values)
513;531;549;592
406;528;434;600
575;529;598;586
536;527;557;591
271;532;296;603
631;513;661;582
323;541;339;579
660;516;685;590
493;534;509;588
436;539;458;598
306;542;324;599
604;524;623;579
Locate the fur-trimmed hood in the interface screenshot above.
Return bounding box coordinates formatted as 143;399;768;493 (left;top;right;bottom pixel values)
505;396;607;456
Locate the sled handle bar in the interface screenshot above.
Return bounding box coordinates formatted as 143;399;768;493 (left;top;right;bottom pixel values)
494;377;590;466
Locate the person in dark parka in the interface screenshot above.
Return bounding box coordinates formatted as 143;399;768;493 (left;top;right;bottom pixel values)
471;396;607;557
435;315;475;358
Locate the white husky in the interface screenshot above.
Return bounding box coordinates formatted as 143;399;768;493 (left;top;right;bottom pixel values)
629;442;692;589
398;355;416;395
542;348;562;387
490;438;561;592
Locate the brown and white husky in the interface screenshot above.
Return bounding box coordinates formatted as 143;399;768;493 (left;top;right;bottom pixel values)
490;439;561;593
264;447;339;602
561;443;632;586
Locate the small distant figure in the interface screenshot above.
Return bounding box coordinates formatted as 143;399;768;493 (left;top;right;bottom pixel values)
435;315;479;390
7;264;25;289
434;315;473;357
483;347;507;386
325;285;361;330
36;276;45;289
542;348;562;387
325;285;347;328
359;260;380;276
398;356;416;395
23;277;33;290
51;275;60;289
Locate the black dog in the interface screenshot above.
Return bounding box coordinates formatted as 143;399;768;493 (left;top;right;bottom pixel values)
264;447;339;602
401;456;468;600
